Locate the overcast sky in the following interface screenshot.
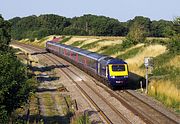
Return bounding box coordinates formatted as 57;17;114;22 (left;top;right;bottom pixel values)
1;0;179;21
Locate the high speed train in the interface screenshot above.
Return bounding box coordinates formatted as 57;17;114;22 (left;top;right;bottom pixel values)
46;41;129;89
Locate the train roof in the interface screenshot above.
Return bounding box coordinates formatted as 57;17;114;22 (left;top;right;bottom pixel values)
47;41;127;64
47;41;106;60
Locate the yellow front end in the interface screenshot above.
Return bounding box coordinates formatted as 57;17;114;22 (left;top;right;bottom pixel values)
109;64;128;77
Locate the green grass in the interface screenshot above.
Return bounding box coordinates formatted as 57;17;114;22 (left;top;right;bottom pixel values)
146;51;180;113
145;38;170;46
80;40;104;50
148;84;180;113
38;37;49;43
148;52;180;88
117;46;144;60
71;40;85;47
101;44;123;55
60;36;72;44
73;113;90;124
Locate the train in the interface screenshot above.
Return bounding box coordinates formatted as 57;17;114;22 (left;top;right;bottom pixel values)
46;41;129;89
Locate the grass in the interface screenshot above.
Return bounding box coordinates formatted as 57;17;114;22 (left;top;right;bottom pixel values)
60;36;72;44
150;52;180;88
71;40;85;47
72;112;90;124
101;44;123;55
80;40;104;50
117;46;144;60
38;37;49;43
148;80;180;113
147;51;180;113
41;93;57;115
29;94;39;115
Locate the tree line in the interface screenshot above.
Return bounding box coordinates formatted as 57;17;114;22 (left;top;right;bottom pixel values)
9;14;180;41
0;15;36;123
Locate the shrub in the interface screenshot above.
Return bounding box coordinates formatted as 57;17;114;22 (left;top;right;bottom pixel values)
121;39;134;49
168;34;180;55
127;22;147;44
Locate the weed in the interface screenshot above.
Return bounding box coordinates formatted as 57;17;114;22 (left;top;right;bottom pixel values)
72;112;90;124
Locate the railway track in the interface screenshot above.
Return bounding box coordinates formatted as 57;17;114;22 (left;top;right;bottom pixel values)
13;43;132;123
92;78;179;124
117;91;179;124
12;42;180;124
45;53;132;124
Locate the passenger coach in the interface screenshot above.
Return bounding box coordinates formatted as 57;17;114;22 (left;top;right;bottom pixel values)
46;41;129;89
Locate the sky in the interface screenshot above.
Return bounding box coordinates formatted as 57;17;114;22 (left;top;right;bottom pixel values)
1;0;180;22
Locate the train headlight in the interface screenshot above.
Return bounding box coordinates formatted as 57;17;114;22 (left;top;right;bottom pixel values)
111;76;115;78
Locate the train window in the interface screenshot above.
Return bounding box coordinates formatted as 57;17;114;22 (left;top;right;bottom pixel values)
88;59;96;69
66;49;70;57
101;65;106;76
84;57;88;65
78;54;84;64
71;52;76;60
64;49;66;55
112;65;125;71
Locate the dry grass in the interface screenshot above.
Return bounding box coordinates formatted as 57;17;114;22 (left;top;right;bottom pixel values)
18;35;61;48
29;94;39;115
112;43;144;57
168;55;180;68
126;45;167;75
89;40;122;52
149;80;180;111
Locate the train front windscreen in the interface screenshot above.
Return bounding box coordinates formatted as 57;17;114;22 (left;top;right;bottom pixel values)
108;64;128;77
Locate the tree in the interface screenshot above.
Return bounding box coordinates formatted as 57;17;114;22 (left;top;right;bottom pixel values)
173;17;180;34
0;15;11;52
150;20;175;37
126;21;147;45
0;15;36;123
127;16;151;36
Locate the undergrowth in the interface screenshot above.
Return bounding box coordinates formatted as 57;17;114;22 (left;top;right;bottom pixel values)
101;39;135;55
38;37;49;43
148;80;180;113
80;40;104;49
60;36;72;44
101;44;123;55
147;51;180;113
72;112;90;124
117;46;144;60
71;40;85;47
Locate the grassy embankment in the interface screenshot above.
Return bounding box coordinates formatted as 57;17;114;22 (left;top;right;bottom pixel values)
18;36;180;113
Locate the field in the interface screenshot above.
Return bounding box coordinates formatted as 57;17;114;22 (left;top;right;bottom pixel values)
17;35;180;113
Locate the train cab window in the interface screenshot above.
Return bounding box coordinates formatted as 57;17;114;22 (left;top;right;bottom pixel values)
112;65;125;71
109;64;128;77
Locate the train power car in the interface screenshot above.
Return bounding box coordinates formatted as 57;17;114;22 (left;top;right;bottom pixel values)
46;41;129;89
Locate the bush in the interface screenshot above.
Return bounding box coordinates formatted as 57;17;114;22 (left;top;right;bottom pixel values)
0;106;8;124
127;22;147;44
121;39;134;49
168;34;180;55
